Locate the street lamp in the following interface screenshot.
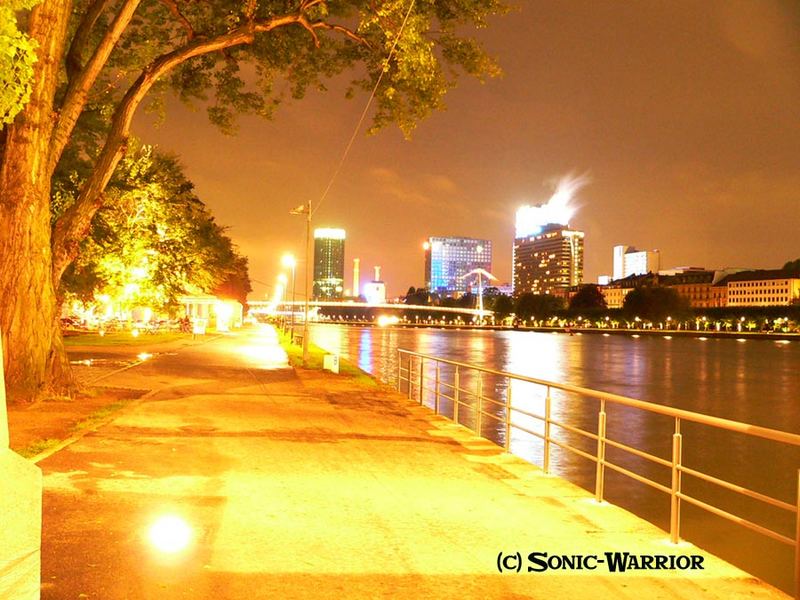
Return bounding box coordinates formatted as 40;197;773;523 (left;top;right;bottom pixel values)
277;273;288;331
282;253;297;342
290;201;312;365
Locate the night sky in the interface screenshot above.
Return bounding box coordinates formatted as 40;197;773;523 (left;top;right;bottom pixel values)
134;1;800;299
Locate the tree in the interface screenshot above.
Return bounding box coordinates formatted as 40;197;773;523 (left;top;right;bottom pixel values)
0;0;507;401
456;293;475;309
622;286;689;323
783;259;800;274
515;293;564;320
489;294;514;319
214;256;252;306
62;144;251;311
568;284;607;312
405;287;431;306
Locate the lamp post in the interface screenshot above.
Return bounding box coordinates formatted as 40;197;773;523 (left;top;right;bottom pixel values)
277;273;288;331
282;253;297;342
290;201;312;366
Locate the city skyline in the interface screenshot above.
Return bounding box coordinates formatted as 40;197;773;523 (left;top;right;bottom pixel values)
133;1;800;298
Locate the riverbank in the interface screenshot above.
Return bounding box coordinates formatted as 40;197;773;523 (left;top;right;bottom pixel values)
310;320;799;341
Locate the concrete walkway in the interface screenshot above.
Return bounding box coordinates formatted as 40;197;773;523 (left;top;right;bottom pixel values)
37;326;786;599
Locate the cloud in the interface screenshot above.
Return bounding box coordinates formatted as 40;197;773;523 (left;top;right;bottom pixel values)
368;166;465;212
425;174;458;194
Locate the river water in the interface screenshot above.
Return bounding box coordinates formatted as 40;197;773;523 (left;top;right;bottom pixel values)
309;323;800;593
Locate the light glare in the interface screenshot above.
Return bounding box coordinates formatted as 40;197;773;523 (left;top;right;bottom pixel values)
515;174;590;238
147;515;192;554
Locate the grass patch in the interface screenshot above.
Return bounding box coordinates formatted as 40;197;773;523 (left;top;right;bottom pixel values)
17;438;63;459
277;328;377;387
16;400;132;459
64;331;192;346
72;400;130;431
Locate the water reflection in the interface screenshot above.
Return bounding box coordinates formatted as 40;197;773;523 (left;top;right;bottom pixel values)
310;324;800;593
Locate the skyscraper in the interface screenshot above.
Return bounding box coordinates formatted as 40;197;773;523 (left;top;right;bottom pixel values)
423;237;492;296
313;228;345;300
513;224;584;296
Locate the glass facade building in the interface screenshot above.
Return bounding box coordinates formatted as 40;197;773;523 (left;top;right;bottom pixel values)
424;237;492;296
313;228;345;300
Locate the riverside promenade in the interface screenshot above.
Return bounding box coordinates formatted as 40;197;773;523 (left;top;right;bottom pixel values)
34;325;786;599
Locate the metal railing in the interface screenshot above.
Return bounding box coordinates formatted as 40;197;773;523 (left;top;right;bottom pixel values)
396;348;800;598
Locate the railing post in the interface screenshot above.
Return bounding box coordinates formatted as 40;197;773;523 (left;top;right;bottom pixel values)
476;372;483;436
543;386;551;474
454;366;460;424
595;398;607;502
418;356;424;405
396;349;401;392
434;362;440;414
670;418;683;543
504;378;512;452
407;355;413;400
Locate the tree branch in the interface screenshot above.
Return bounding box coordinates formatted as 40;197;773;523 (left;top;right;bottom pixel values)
65;0;113;83
51;10;373;286
312;21;372;48
159;0;195;41
49;0;142;178
298;14;320;47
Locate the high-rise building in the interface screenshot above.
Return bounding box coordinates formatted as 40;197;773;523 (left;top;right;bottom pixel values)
313;228;345;300
513;224;584;296
352;258;360;298
612;245;660;280
423;237;492;296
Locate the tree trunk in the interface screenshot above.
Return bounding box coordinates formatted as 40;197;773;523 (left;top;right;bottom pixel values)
0;0;74;403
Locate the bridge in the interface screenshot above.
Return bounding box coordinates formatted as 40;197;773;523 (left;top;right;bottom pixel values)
247;299;493;319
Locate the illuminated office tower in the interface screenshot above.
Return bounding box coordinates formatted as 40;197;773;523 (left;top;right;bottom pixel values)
423;237;492;296
313;228;345;300
513;220;584;296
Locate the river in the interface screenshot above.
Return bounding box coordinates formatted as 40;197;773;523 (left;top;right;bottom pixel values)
309;323;800;593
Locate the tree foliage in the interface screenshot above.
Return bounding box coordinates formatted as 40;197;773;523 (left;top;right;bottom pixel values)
489;294;514;319
783;258;800;274
622;286;690;322
0;0;40;124
515;293;564;320
47;0;507;283
61;143;250;311
405;287;432;305
568;284;607;312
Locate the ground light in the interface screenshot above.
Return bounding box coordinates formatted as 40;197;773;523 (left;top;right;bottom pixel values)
147;515;193;554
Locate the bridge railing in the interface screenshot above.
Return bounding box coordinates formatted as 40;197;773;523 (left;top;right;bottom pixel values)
396;348;800;598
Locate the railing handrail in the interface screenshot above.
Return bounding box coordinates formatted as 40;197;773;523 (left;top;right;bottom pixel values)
397;348;800;447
